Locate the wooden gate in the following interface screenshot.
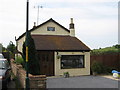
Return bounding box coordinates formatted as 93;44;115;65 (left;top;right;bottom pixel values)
38;51;54;76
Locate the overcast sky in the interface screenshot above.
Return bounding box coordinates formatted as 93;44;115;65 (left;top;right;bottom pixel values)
0;0;119;49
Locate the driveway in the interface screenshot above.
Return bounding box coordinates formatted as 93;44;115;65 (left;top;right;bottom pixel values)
47;76;119;88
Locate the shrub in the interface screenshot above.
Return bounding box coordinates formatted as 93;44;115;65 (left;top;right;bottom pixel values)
91;61;103;74
102;66;113;74
105;66;119;74
91;61;117;75
14;56;24;65
63;72;69;78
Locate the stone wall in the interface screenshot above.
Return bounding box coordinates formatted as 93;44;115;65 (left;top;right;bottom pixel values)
10;59;46;89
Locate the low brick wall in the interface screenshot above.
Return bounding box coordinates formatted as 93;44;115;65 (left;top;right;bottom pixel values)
10;59;46;89
29;75;46;89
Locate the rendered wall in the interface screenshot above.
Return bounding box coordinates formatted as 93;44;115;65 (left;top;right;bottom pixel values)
17;36;25;52
31;21;70;36
54;52;90;76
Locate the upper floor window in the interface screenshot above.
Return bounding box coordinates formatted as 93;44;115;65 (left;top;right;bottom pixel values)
47;27;55;31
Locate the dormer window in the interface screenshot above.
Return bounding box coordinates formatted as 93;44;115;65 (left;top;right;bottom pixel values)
47;27;55;31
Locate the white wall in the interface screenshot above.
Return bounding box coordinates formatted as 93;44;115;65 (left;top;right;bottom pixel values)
54;52;90;76
17;36;25;52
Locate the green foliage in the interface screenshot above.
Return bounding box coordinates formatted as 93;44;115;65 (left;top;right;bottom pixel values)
64;72;69;75
102;66;114;74
2;46;6;52
22;31;40;75
0;43;7;52
91;61;103;74
7;41;16;58
7;41;16;53
63;72;69;78
91;61;117;74
114;44;120;49
14;56;24;65
91;44;120;55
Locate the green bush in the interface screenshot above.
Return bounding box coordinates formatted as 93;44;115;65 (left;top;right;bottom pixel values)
91;61;103;74
63;72;69;78
102;66;113;74
14;56;24;65
91;61;117;75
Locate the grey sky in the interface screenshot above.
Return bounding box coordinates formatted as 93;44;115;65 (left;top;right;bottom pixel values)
0;0;118;49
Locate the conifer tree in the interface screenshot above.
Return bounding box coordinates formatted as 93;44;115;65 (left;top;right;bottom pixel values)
22;31;40;75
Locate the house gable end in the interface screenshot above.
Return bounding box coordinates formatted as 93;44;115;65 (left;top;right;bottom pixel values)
17;18;70;41
31;19;70;35
31;18;70;33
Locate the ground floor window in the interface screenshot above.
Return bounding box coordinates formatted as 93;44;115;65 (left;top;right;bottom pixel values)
61;55;84;69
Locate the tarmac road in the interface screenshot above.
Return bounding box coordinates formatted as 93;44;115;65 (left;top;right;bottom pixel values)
47;75;118;88
3;75;119;89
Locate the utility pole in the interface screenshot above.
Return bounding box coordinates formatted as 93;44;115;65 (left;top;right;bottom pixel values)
26;0;29;90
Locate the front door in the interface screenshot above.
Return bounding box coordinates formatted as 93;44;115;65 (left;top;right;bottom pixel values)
38;51;54;76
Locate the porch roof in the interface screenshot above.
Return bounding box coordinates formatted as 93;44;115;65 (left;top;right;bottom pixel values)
32;35;90;51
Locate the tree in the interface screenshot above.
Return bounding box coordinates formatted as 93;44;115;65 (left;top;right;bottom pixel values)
114;44;120;49
7;41;16;58
7;41;16;53
22;31;40;75
2;46;6;52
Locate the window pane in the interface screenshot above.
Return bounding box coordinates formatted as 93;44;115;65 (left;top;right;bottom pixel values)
47;27;55;31
61;55;84;69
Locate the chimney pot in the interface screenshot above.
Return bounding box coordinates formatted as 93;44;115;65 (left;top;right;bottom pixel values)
33;22;36;28
34;22;36;26
69;18;74;29
71;18;73;23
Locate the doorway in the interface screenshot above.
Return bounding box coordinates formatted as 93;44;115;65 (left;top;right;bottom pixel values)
38;51;54;76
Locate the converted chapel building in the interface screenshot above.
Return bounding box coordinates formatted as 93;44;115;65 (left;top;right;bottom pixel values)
17;18;91;76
